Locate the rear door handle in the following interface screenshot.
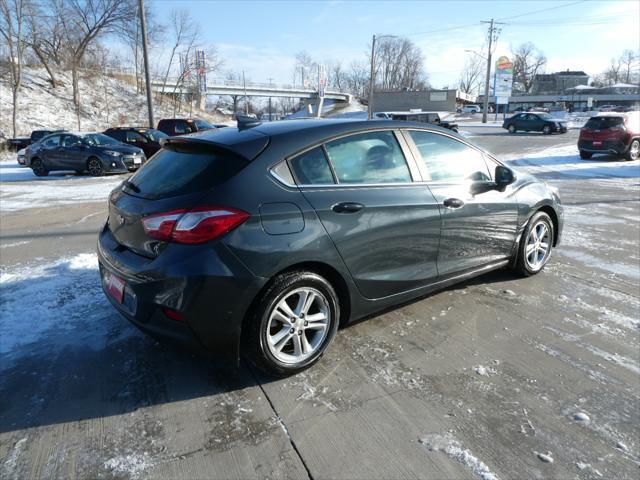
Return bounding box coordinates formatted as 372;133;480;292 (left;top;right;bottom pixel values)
332;202;364;213
443;198;464;209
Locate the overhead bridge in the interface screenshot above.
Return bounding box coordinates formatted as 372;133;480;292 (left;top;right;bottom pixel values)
151;78;352;103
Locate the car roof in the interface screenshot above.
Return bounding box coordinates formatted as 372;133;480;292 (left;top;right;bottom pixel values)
167;118;457;160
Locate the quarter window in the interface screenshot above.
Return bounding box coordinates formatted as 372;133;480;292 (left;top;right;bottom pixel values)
324;131;412;184
61;135;80;147
289;147;334;185
408;131;491;182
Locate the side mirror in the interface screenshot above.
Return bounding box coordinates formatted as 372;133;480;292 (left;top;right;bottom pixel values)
495;165;515;188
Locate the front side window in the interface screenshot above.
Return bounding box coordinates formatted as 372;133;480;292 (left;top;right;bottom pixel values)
126;131;147;143
43;135;61;148
408;130;491;182
175;121;192;134
324;131;412;184
289;147;334;185
84;133;119;146
61;135;80;147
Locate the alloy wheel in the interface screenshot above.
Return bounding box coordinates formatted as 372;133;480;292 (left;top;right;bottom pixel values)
266;287;330;364
628;140;639;161
525;221;551;271
88;158;103;176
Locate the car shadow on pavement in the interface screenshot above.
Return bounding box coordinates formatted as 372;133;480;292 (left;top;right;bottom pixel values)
0;259;264;435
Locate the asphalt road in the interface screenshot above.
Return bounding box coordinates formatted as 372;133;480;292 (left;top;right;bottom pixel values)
1;127;639;480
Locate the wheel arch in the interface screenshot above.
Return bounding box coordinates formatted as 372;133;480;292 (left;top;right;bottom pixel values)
241;260;352;345
536;205;559;246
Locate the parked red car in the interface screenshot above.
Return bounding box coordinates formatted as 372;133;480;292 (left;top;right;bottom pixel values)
578;113;640;161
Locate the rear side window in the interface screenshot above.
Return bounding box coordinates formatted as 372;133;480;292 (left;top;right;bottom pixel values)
585;117;624;129
127;148;247;199
175;121;191;134
43;135;61;147
408;130;490;182
289;147;334;185
324;131;412;184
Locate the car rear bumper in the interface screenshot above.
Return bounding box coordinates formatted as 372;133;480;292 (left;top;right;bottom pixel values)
578;139;626;154
97;223;268;363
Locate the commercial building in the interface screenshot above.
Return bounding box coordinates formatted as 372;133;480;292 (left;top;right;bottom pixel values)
531;71;589;95
371;89;474;114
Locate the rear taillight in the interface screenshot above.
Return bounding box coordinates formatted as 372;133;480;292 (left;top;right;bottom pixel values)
142;206;249;244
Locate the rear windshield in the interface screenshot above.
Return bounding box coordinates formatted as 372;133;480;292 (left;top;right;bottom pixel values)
125;148;246;199
585;117;624;129
142;129;168;141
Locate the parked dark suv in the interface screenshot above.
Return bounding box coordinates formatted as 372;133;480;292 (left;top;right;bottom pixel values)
503;113;567;134
578;113;640;160
156;118;226;136
26;132;145;176
104;127;168;158
98;119;563;375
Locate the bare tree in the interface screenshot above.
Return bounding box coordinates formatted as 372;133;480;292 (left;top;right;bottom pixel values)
347;60;369;97
0;0;27;137
24;0;63;86
55;0;134;129
370;36;427;92
511;42;547;93
619;49;639;84
159;9;200;103
458;53;484;94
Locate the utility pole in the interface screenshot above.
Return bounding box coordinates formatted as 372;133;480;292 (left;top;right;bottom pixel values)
139;0;154;128
480;18;505;123
268;77;273;121
368;34;377;120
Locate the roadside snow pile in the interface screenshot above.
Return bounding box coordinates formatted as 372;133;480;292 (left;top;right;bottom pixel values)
420;433;500;480
504;144;640;179
0;253;133;364
0;67;224;137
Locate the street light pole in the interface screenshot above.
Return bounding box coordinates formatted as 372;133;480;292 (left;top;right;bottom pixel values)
138;0;154;128
368;34;376;120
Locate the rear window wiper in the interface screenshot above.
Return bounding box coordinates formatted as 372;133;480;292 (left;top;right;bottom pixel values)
123;180;141;193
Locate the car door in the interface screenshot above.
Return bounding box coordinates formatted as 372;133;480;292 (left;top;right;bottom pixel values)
39;134;64;167
290;129;442;299
404;129;519;277
512;113;525;129
60;134;85;169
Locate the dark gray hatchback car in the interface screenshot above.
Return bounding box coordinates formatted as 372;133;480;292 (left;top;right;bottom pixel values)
98;119;563;375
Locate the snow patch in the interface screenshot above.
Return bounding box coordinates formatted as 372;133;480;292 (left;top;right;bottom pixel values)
0;437;27;480
420;433;499;480
103;453;153;479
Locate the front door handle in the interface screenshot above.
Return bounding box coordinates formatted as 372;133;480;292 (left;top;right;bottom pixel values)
332;202;364;213
443;198;465;209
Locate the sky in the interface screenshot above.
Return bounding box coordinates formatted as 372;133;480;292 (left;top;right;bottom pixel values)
148;0;640;90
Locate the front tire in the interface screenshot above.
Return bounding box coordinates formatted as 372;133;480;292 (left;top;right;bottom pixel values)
87;157;104;177
513;212;554;277
626;139;639;161
245;271;340;376
31;158;48;177
580;150;593;160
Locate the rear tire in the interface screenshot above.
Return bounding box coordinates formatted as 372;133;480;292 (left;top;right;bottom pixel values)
513;212;554;277
580;150;593;160
87;157;104;177
626;139;639;161
31;158;48;177
508;125;516;134
245;271;339;376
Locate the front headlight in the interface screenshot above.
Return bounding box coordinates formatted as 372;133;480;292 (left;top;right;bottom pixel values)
104;150;121;157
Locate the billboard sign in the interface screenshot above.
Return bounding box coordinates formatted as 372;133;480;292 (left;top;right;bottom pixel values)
196;50;207;93
494;55;513;104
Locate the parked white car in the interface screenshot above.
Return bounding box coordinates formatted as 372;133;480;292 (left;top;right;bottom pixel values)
457;105;482;114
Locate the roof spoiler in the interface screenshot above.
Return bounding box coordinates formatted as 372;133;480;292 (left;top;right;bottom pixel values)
235;114;261;130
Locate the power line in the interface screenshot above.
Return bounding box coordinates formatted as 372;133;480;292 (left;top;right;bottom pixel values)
496;0;588;21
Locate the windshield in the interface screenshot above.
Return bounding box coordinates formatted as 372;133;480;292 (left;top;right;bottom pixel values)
142;129;168;142
84;133;120;146
193;119;214;130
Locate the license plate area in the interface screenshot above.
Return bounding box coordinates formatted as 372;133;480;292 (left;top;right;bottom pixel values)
103;270;126;303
